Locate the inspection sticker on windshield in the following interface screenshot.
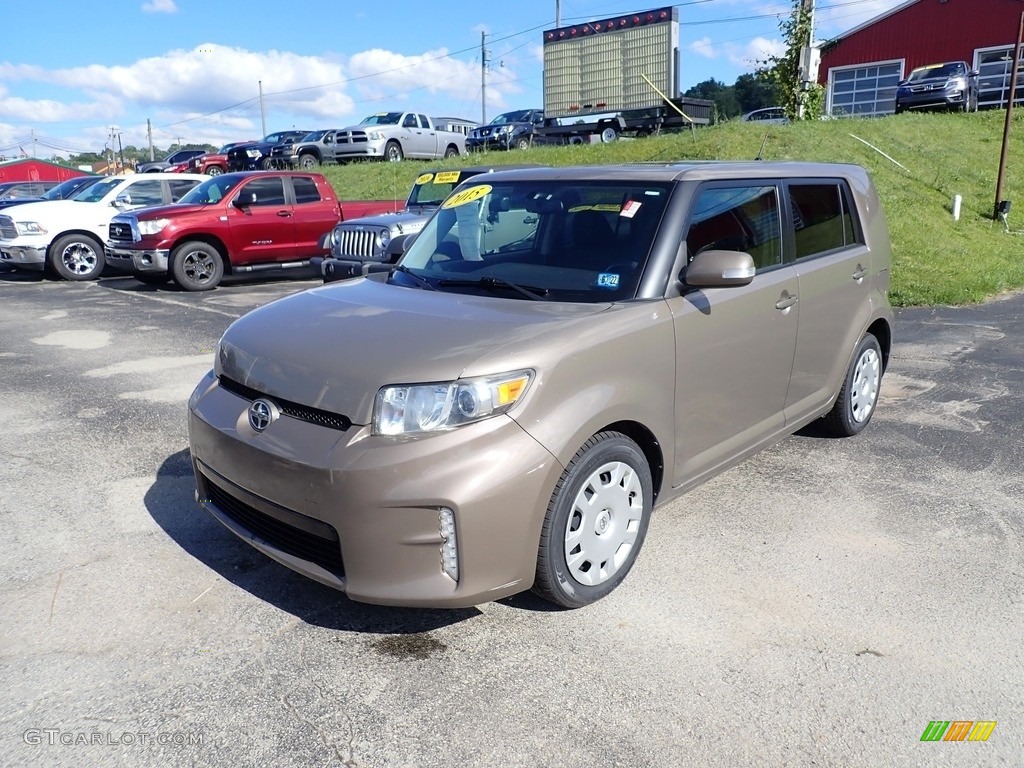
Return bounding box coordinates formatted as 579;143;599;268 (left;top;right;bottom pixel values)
442;184;491;209
434;171;460;183
414;173;434;185
597;273;620;289
620;200;642;218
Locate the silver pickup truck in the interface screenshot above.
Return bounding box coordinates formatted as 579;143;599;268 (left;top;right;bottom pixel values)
330;111;471;162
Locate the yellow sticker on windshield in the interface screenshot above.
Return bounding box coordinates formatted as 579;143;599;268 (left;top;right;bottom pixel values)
442;184;492;209
415;173;434;185
434;171;460;183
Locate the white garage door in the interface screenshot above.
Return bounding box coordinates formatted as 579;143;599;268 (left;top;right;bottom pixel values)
828;61;903;117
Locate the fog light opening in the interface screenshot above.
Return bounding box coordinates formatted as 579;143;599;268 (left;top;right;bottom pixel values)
439;507;459;583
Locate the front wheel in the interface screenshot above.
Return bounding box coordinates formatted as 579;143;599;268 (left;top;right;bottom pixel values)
171;241;224;291
514;136;531;150
298;153;319;169
258;156;274;170
821;333;883;437
533;431;653;608
49;233;105;281
384;141;404;162
206;166;224;176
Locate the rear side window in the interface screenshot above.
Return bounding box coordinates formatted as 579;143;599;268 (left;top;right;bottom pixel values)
788;182;862;259
124;180;165;206
292;177;321;204
238;177;286;206
169;179;199;201
686;184;783;271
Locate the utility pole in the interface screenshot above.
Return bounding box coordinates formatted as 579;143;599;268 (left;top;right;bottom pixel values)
995;12;1024;220
481;32;488;125
30;129;36;157
117;132;125;175
147;119;154;161
555;0;561;27
797;0;816;119
259;80;267;137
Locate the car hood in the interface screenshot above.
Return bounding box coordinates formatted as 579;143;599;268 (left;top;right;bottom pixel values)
216;276;608;423
336;208;434;231
0;199;106;224
470;122;531;136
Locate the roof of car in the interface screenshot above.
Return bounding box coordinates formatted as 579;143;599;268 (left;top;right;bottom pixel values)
455;161;867;184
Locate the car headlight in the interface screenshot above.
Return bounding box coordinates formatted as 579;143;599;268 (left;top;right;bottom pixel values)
368;131;385;141
499;125;514;134
246;149;261;158
379;228;391;248
14;221;47;235
373;370;533;435
948;76;967;90
137;218;170;236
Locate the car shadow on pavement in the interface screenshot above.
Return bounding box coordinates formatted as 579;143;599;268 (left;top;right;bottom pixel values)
145;449;482;633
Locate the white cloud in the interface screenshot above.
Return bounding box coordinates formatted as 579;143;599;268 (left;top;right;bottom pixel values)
729;37;786;69
0;84;121;123
142;0;178;13
689;37;716;60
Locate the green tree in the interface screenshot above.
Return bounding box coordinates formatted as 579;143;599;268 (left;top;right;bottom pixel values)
756;0;824;121
684;78;741;122
733;73;782;114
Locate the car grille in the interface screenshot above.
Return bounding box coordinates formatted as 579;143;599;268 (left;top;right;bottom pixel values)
204;475;345;576
108;221;134;242
336;131;368;145
0;216;16;240
218;375;353;431
334;227;378;259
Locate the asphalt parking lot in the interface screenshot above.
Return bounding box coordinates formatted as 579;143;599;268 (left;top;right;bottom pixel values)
1;267;1021;767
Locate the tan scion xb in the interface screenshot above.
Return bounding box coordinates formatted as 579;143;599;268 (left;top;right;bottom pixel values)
187;162;894;609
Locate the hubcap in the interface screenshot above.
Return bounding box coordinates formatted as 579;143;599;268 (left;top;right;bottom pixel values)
182;251;216;284
850;347;881;423
61;242;97;275
564;460;644;587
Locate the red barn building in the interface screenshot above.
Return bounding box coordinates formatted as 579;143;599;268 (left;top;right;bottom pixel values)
0;158;90;183
818;0;1024;117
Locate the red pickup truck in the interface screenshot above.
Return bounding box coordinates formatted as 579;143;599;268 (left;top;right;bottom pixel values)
105;171;399;290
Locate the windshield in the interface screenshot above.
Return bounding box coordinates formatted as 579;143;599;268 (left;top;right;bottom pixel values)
360;112;403;126
178;176;244;205
42;178;95;200
395;180;671;302
72;178;122;202
406;170;468;207
908;62;966;81
300;130;330;142
489;110;535;125
262;132;296;144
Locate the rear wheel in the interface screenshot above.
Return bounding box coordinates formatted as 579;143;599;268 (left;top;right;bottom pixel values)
443;145;459;158
171;241;224;291
49;233;105;281
384;141;404;162
600;126;619;143
533;431;653;608
821;333;883;437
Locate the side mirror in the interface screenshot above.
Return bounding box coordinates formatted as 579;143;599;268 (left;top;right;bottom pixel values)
232;194;255;209
683;249;756;287
113;193;132;207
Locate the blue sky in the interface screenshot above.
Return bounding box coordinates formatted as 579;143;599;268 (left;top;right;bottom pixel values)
0;0;903;159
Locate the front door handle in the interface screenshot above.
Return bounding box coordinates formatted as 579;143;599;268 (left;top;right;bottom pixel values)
277;210;291;218
852;264;867;281
775;294;798;310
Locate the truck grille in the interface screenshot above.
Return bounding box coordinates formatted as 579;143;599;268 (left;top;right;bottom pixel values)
108;221;134;242
336;131;368;145
203;475;345;576
0;216;16;240
334;228;378;259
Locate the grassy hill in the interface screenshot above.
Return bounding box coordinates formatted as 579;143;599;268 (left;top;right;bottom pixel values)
320;110;1024;307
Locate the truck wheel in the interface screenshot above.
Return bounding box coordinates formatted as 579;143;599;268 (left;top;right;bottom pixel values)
514;136;531;150
258;157;274;170
171;242;224;291
443;145;459;158
206;166;223;176
298;154;320;169
49;233;105;281
600;126;619;143
384;141;404;162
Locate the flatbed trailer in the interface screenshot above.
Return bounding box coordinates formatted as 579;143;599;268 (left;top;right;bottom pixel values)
532;97;715;145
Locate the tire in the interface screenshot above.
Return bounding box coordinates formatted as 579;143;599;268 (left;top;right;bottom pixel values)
49;233;105;281
298;153;319;170
384;140;404;162
533;431;653;608
206;166;224;176
171;241;224;291
514;136;531;150
443;145;459;158
134;273;170;286
821;333;883;437
258;156;274;170
600;126;619;143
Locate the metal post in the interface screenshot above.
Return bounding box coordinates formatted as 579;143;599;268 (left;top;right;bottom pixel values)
995;12;1024;219
555;0;561;27
259;80;267;138
147;119;154;161
117;133;125;176
481;32;488;125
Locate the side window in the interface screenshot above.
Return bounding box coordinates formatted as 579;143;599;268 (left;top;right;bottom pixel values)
418;114;430;128
124;180;164;206
169;179;199;201
686;185;782;271
237;177;286;206
403;114;418;128
292;177;321;205
788;182;862;260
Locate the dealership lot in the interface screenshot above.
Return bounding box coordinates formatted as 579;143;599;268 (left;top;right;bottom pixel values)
1;268;1021;767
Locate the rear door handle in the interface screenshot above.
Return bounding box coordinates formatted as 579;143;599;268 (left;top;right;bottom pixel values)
852;265;867;281
277;210;291;217
775;294;798;310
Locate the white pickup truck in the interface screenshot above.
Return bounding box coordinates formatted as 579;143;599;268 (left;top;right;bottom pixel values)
331;111;470;162
0;172;205;280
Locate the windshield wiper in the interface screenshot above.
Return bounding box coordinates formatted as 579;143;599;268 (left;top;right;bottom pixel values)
437;276;549;301
392;264;436;291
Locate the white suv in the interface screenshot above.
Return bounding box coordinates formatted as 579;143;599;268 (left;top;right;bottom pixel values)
0;172;204;280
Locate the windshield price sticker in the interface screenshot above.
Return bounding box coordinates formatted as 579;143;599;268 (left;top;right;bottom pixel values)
415;173;434;185
442;185;492;209
434;171;461;184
